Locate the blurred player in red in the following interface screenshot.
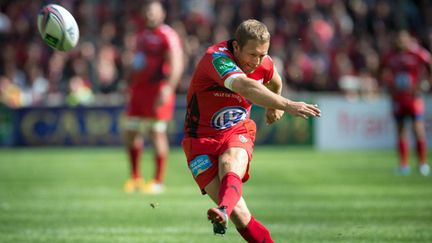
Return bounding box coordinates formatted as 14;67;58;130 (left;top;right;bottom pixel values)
123;0;183;193
182;19;321;241
380;30;431;176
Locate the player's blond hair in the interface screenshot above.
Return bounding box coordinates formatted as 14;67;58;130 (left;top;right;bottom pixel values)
234;19;270;48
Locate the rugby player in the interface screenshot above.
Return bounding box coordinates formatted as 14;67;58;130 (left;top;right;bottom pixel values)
123;0;184;193
182;19;321;241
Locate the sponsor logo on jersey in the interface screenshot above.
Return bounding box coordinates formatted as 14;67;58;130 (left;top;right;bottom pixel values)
211;106;247;130
132;52;147;70
239;134;248;143
189;155;212;178
212;52;241;77
395;72;412;90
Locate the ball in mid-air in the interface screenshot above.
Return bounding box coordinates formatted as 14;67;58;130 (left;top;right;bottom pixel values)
37;4;79;51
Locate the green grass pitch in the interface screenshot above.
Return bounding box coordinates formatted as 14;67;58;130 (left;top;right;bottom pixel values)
0;147;431;243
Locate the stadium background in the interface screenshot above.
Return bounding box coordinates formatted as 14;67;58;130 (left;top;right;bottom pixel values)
1;0;432;148
1;1;432;243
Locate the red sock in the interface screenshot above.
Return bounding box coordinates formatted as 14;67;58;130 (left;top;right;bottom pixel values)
416;138;427;164
155;154;167;183
128;146;141;179
218;172;242;217
237;216;274;243
398;137;408;166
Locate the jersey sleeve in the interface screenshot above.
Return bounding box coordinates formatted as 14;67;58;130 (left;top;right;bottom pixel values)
167;31;181;51
417;47;432;64
208;51;245;90
262;56;275;84
160;25;182;52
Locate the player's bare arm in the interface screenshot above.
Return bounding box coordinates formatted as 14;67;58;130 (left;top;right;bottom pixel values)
413;59;432;94
425;61;432;91
165;38;184;92
231;75;321;119
155;36;184;109
264;67;285;125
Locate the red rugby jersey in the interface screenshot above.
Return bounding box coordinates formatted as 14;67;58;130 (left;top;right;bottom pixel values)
184;40;274;138
381;44;431;101
130;24;181;87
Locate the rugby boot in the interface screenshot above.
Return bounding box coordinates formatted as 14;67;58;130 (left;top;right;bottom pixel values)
397;165;410;176
419;163;430;176
142;180;165;194
123;178;146;193
207;206;228;235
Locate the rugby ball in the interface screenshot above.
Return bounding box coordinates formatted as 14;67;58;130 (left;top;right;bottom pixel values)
37;4;79;51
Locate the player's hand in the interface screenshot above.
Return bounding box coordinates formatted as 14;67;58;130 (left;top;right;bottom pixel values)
265;108;284;125
415;79;431;94
285;101;321;119
154;85;173;111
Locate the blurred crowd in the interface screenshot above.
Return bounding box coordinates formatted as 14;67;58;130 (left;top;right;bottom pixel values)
1;0;432;108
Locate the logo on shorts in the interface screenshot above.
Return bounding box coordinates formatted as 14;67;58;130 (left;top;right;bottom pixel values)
211;106;247;130
212;52;241;77
189;155;212;178
239;134;248;143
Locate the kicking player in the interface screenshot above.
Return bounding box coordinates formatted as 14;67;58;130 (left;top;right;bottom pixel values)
182;19;321;242
380;30;431;176
123;0;183;193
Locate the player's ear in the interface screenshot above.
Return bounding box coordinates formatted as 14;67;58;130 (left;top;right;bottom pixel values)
232;40;240;52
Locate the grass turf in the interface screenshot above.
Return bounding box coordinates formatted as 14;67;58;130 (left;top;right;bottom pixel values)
0;146;431;243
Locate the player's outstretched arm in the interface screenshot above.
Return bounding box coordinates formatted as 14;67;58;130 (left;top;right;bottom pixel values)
264;67;284;125
231;75;321;119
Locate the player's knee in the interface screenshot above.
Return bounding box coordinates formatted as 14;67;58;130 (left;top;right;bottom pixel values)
219;159;233;172
218;159;246;179
132;137;143;149
218;153;248;176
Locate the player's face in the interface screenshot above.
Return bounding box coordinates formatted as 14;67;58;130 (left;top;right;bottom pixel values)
233;40;269;74
395;31;411;51
143;2;165;29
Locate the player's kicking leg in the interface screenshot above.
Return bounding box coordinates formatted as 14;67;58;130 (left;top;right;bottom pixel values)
203;147;274;241
205;147;247;233
205;176;274;242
